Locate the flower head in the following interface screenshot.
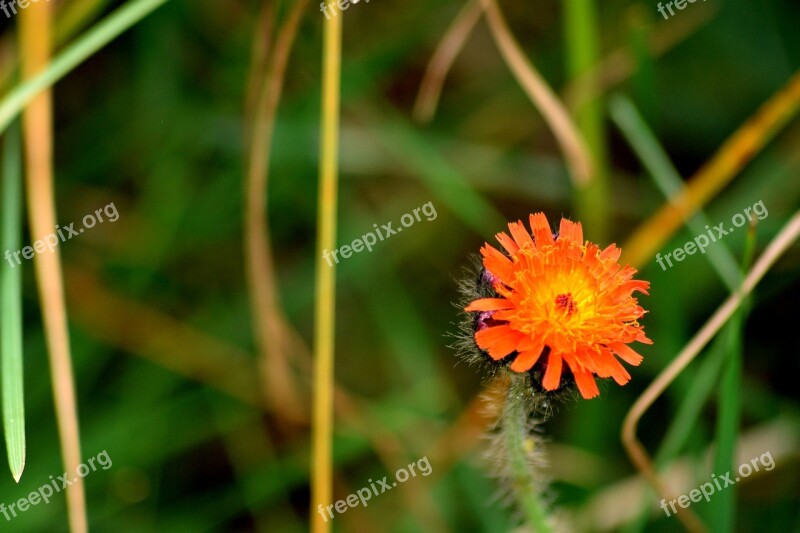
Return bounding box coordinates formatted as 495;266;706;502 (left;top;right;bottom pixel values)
464;213;651;399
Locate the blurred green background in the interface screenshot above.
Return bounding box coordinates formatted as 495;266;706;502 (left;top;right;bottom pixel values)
0;0;798;531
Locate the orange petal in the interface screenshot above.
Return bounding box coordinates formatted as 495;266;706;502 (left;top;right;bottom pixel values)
542;351;563;390
611;368;631;385
508;221;535;250
573;370;600;399
574;347;609;377
517;335;544;352
465;298;512;312
600;244;621;262
529;213;554;247
558;219;583;244
621;279;650;295
495;231;519;255
610;342;644;366
482;245;515;284
490;309;515;321
475;325;523;360
597;348;631;384
509;348;544;372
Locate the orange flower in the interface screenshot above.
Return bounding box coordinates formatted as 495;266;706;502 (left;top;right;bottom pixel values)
465;213;651;399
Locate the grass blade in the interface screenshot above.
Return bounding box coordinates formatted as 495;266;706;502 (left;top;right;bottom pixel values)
1;123;25;482
709;225;757;532
20;3;85;529
609;94;741;290
481;0;593;188
0;0;170;134
244;0;308;424
311;5;341;532
413;0;482;124
621;71;800;267
564;0;610;240
622;210;800;532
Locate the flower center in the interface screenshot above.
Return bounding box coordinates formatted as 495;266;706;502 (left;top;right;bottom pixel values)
554;293;577;315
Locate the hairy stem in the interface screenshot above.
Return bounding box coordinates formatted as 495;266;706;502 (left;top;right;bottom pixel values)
502;380;554;533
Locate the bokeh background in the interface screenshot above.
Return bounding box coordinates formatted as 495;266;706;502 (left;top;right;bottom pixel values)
0;0;798;531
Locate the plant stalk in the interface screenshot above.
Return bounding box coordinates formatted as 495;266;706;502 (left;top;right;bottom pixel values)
311;5;342;533
502;380;554;533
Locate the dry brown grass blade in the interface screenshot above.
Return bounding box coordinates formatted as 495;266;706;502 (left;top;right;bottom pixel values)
413;0;714;127
480;0;592;187
243;2;276;143
621;211;800;533
19;4;87;532
244;0;309;425
622;71;800;266
412;0;482;124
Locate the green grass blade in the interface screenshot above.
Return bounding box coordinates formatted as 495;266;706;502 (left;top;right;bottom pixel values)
1;123;25;482
610;94;750;532
564;0;610;241
0;0;170;134
654;336;726;466
609;94;741;290
709;225;757;531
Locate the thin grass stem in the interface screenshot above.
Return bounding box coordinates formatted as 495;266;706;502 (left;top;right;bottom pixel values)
311;6;342;533
19;3;87;530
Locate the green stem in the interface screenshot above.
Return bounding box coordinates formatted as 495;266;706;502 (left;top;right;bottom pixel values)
564;0;608;241
502;380;554;533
